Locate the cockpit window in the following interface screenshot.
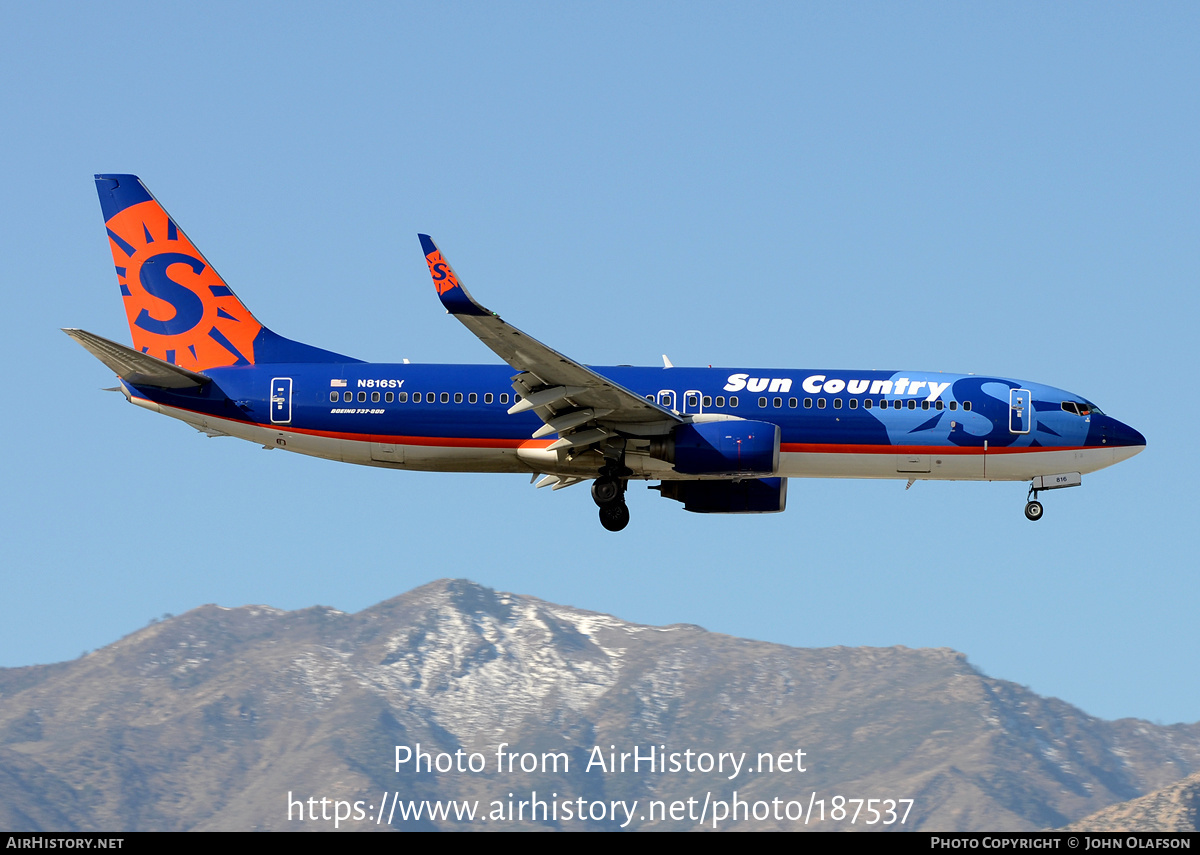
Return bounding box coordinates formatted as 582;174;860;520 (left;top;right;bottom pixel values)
1062;401;1098;417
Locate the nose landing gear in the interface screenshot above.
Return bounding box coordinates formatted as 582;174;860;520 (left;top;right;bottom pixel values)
1025;482;1045;521
1024;472;1082;521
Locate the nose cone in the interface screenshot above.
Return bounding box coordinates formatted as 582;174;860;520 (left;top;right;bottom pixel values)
1112;419;1146;452
1086;414;1146;458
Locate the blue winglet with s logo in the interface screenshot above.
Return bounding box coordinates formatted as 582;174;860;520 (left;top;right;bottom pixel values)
419;234;491;317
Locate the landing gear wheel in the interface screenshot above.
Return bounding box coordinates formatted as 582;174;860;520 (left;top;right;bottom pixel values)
592;477;620;507
1024;500;1043;521
599;502;630;532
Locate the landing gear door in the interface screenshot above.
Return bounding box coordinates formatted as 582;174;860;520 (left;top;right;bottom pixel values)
270;377;293;424
1009;388;1031;434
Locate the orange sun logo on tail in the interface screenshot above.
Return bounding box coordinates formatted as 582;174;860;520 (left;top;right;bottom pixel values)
99;178;262;371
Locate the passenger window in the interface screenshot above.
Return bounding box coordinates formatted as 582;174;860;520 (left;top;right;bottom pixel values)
500;393;509;404
385;391;394;403
454;392;463;404
703;396;712;407
358;391;367;402
907;399;915;410
729;396;738;407
849;398;858;409
469;392;478;404
804;398;812;408
789;397;797;408
935;400;943;410
399;392;408;403
963;401;972;411
949;401;958;411
329;392;338;403
343;391;352;402
715;396;725;407
687;394;699;408
427;392;436;403
864;398;872;409
440;392;449;403
758;397;767;408
921;400;928;410
893;400;902;410
371;391;380;402
484;393;493;404
833;398;842;409
817;398;826;409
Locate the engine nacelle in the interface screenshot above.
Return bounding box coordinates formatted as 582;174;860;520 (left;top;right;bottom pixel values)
655;478;788;513
649;420;780;475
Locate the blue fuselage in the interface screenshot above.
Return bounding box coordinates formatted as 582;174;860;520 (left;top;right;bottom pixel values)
125;362;1145;483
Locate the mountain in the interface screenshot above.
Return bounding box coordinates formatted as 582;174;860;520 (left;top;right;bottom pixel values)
1063;772;1200;832
1;579;1197;831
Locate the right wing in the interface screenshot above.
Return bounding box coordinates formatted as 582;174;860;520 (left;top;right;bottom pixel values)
419;235;682;450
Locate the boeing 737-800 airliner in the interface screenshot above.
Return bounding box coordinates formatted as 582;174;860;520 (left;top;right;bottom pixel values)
67;175;1145;531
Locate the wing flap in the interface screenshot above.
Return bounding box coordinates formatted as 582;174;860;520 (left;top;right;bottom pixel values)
531;408;614;439
508;385;590;415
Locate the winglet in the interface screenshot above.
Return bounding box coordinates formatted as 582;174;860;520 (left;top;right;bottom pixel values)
418;234;491;317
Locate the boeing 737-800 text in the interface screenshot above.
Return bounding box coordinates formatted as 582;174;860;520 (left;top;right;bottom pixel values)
67;175;1146;531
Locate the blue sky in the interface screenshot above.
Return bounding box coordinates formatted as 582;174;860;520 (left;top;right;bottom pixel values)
1;2;1197;725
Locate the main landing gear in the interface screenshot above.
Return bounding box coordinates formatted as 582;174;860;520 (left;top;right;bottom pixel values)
597;495;630;532
593;448;632;532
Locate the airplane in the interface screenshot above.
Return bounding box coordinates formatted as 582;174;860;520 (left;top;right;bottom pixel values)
67;174;1146;532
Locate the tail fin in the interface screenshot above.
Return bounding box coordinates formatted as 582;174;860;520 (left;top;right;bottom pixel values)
94;175;358;370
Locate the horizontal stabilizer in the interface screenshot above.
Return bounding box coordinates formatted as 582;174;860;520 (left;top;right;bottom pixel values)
63;328;209;389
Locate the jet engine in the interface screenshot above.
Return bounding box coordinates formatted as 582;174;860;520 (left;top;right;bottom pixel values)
648;421;780;476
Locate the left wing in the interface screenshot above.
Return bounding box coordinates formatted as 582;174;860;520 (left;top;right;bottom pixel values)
419;235;681;450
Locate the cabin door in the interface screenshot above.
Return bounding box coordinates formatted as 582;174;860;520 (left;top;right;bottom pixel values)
270;377;292;424
1009;388;1031;434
